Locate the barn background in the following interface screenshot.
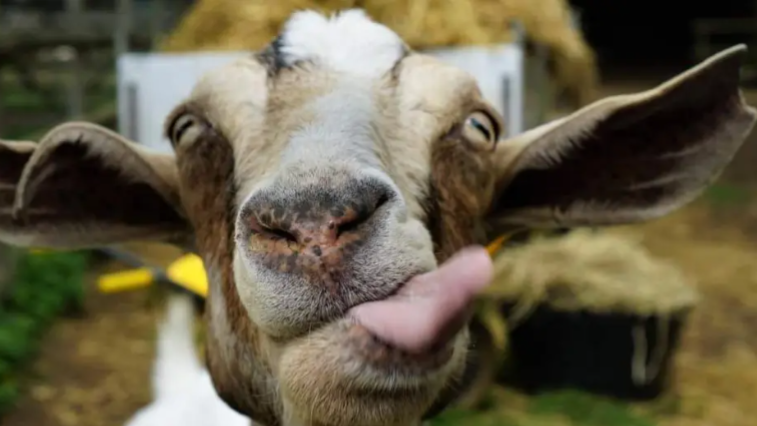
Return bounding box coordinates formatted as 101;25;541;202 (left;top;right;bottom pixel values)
2;1;757;426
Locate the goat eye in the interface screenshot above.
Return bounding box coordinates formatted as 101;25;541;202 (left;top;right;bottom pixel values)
462;112;498;149
170;113;205;146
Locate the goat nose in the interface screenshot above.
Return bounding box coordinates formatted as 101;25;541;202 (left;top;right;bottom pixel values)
244;183;391;251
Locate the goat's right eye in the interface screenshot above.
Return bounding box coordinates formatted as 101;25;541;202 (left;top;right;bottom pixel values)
170;114;205;146
461;111;498;152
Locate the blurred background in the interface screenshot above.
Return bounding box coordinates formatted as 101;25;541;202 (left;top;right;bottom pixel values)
1;1;757;426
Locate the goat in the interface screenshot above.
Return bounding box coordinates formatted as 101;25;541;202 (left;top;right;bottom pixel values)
124;291;251;426
0;8;755;426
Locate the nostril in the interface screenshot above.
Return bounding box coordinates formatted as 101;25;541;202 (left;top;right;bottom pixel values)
243;182;394;248
373;192;391;215
262;226;299;243
336;192;391;239
336;216;362;238
248;214;299;243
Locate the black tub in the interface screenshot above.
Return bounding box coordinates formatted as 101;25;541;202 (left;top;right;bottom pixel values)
487;229;697;401
501;303;689;400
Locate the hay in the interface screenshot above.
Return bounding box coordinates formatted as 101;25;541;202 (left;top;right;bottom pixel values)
160;0;598;107
484;229;699;320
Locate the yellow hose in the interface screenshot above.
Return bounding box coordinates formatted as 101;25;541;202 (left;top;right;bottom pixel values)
97;269;155;293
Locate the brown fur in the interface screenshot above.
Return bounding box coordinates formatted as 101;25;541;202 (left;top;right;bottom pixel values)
414;122;504;417
427;130;499;261
166;105;281;424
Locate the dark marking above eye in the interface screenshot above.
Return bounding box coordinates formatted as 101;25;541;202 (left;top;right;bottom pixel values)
256;35;290;77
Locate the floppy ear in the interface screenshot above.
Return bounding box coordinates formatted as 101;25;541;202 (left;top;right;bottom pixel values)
0;122;191;249
485;45;757;234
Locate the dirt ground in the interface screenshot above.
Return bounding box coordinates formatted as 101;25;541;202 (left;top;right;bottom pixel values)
1;283;156;426
1;244;182;426
612;203;757;426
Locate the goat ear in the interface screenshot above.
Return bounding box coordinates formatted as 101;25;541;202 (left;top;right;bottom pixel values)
485;45;757;234
0;122;190;249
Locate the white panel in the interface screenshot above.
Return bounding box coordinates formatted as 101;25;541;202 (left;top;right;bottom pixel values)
117;52;250;153
424;44;524;137
116;43;524;152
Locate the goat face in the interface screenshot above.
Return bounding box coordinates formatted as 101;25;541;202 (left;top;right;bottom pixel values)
165;12;501;423
0;8;755;426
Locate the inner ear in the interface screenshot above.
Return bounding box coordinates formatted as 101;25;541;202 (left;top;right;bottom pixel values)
0;141;36;239
0;123;191;249
484;45;757;233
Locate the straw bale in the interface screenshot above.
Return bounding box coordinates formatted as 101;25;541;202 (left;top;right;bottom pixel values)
160;0;598;107
484;229;699;320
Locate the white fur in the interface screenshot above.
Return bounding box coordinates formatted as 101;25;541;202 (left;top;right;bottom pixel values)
124;293;251;426
278;9;405;78
280;84;380;168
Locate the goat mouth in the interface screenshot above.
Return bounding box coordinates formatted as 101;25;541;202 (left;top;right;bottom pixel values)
345;286;472;364
346;246;492;361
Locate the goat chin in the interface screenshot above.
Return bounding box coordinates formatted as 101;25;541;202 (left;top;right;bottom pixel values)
276;319;468;426
123;293;252;426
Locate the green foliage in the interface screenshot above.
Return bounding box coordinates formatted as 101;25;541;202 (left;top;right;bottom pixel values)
430;388;662;426
0;250;89;417
0;380;19;414
1;71;118;140
432;408;519;426
528;390;657;426
1;88;50;111
702;183;752;207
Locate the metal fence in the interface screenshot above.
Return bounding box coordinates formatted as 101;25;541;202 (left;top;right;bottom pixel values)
0;0;191;138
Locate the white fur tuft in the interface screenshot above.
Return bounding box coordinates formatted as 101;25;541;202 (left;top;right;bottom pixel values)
278;9;405;78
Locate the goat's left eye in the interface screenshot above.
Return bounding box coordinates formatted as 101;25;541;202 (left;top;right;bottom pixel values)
170;113;206;147
462;112;498;149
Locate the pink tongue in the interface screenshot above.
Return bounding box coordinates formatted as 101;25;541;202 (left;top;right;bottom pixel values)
349;247;493;354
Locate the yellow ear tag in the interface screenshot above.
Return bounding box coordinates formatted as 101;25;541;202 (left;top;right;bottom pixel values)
166;254;209;298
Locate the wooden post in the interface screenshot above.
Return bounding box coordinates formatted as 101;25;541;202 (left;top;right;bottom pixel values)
509;20;525;136
534;42;550;127
114;0;132;60
0;71;4;137
65;0;84;119
149;0;167;48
